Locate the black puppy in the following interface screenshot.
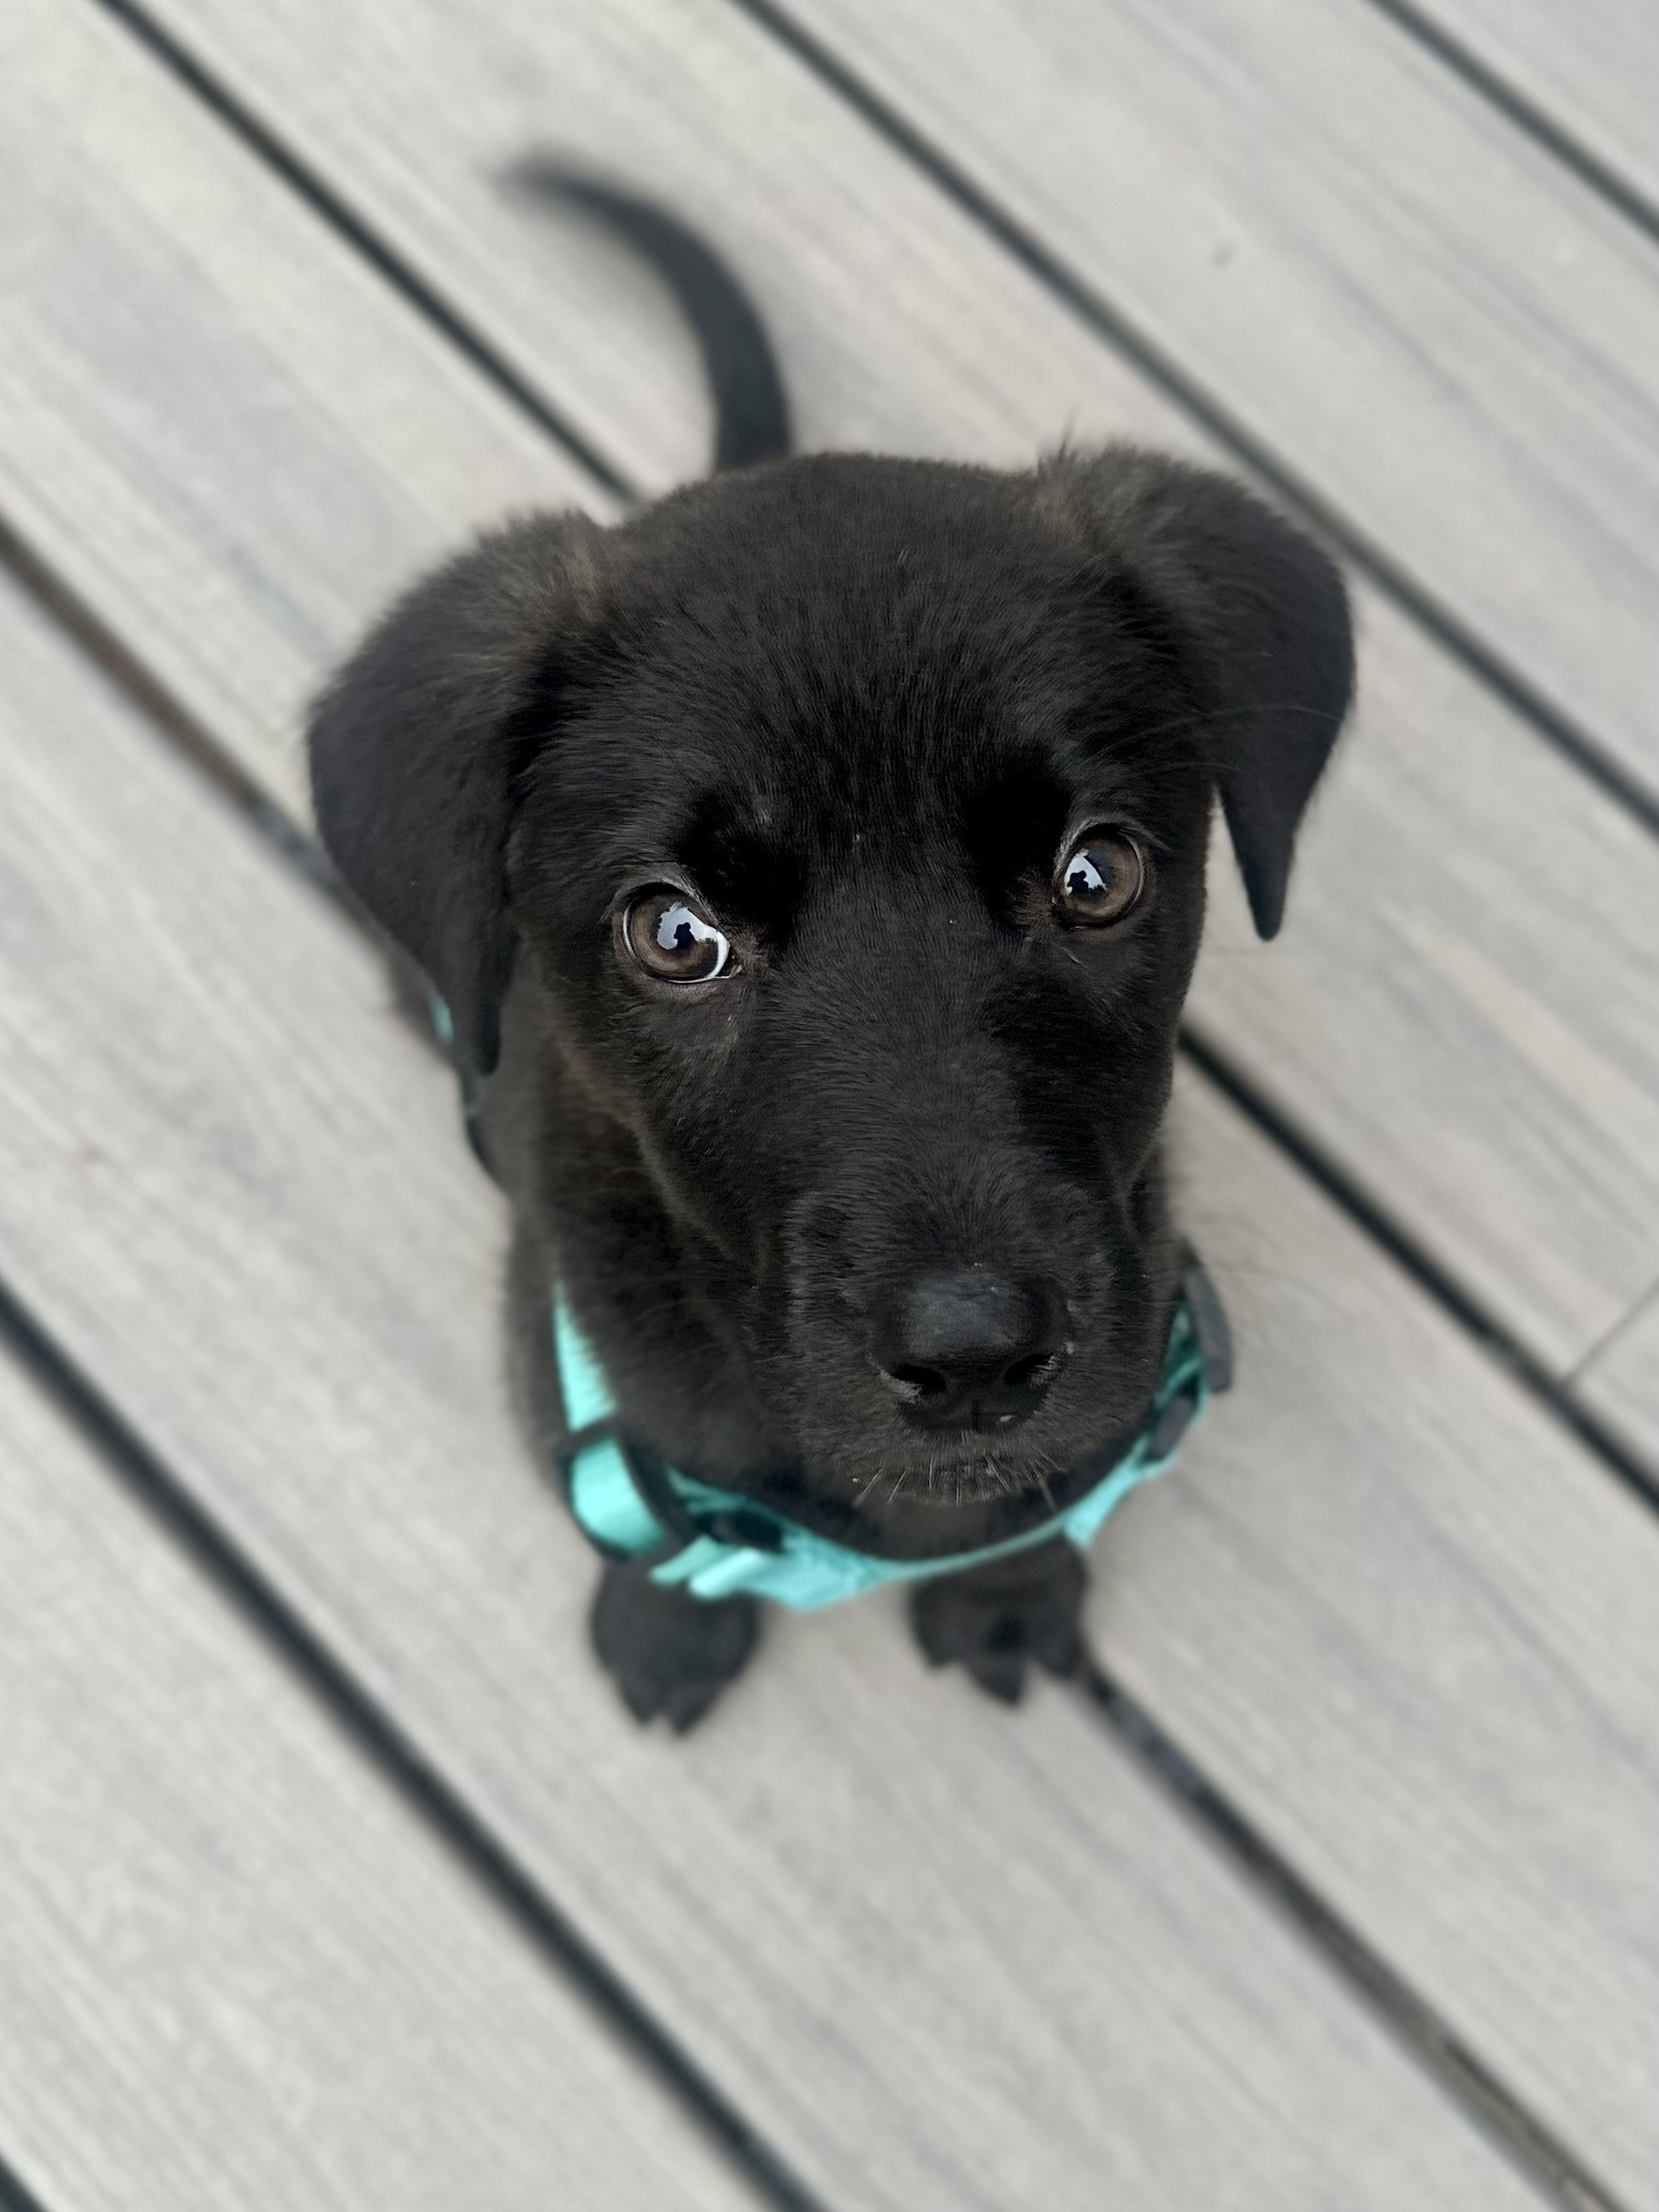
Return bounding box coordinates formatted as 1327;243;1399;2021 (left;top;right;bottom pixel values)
311;197;1352;1729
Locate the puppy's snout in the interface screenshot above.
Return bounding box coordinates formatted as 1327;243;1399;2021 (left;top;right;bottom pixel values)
872;1269;1067;1431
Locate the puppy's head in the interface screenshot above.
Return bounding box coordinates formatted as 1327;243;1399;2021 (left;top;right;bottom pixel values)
313;452;1351;1510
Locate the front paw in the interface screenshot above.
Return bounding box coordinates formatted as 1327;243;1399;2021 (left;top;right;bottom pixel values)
909;1540;1087;1705
591;1561;761;1732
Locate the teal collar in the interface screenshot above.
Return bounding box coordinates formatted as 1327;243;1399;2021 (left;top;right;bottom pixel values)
432;987;1227;1607
549;1265;1227;1610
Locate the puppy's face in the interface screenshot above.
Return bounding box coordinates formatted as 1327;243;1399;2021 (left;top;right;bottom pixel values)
510;468;1210;1500
311;451;1352;1515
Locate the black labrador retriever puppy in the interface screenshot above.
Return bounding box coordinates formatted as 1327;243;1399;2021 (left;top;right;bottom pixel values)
311;193;1352;1730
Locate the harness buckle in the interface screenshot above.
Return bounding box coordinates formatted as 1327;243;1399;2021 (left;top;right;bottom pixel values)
694;1505;786;1553
1180;1246;1234;1392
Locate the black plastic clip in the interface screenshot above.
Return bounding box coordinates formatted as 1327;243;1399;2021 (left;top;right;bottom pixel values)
1181;1246;1234;1393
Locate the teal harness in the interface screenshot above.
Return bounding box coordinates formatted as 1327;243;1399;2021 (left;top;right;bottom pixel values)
549;1266;1228;1610
431;987;1229;1611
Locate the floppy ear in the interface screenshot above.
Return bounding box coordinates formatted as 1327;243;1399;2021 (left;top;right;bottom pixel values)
308;512;602;1075
1046;451;1354;937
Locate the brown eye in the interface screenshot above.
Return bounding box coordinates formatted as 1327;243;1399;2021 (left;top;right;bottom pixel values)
622;888;735;984
1053;829;1148;926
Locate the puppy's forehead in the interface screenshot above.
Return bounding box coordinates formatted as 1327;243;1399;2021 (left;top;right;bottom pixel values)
605;482;1162;790
592;604;1087;902
553;459;1194;922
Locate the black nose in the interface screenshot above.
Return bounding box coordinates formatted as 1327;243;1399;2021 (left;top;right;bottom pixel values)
872;1269;1067;1431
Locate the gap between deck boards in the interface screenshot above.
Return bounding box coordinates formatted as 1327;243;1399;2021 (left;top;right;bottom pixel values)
1357;0;1659;248
0;1271;829;2212
0;2154;49;2212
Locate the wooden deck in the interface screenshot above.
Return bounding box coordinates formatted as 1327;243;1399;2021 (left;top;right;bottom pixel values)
1;2;1656;2206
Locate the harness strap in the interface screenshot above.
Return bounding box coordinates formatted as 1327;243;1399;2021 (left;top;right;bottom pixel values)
431;986;1232;1610
548;1259;1228;1611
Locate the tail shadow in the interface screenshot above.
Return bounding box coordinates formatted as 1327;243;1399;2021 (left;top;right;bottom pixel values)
507;160;792;474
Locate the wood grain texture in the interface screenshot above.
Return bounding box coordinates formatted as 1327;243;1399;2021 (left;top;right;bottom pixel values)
0;1355;752;2212
1193;588;1659;1370
0;552;1550;2208
1404;0;1659;218
1577;1286;1659;1471
112;0;1659;1366
1117;1064;1659;2211
776;0;1659;804
140;0;1204;493
0;0;607;822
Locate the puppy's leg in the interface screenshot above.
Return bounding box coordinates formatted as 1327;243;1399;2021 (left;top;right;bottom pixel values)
504;1224;759;1730
592;1564;761;1733
909;1540;1087;1705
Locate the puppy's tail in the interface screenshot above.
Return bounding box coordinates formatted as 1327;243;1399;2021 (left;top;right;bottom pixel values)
508;162;792;473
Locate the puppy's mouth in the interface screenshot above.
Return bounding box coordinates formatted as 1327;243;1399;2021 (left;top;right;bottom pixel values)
852;1446;1067;1510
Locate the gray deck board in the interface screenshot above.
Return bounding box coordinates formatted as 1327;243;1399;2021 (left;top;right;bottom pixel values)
780;0;1659;807
0;0;607;823
0;1346;752;2212
0;566;1552;2210
1128;1065;1659;2207
22;0;1659;1376
1406;0;1659;217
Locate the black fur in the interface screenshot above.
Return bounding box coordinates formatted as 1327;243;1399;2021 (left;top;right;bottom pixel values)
592;1563;761;1733
910;1540;1089;1705
310;201;1352;1727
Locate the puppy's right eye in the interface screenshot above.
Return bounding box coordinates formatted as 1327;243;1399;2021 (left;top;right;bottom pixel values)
621;888;735;984
1052;827;1149;927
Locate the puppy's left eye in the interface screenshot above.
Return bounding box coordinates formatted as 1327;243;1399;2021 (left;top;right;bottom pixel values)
1052;828;1149;926
622;888;735;984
